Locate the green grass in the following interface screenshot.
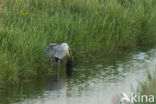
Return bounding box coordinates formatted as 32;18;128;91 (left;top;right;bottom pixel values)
0;0;156;83
134;69;156;104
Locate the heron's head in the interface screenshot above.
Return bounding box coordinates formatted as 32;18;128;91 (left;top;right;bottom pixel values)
61;43;73;61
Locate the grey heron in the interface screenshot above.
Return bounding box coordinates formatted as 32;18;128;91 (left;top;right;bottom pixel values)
44;43;73;72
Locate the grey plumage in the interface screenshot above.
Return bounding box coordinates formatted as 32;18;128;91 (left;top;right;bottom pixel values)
44;43;70;59
44;43;73;73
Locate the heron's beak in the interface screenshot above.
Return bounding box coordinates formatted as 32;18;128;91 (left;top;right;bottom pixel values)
67;48;73;61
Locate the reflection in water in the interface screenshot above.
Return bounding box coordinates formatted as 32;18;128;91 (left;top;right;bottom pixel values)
0;47;156;104
46;78;65;91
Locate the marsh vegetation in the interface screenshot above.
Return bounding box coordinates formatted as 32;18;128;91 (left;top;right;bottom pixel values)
0;0;156;83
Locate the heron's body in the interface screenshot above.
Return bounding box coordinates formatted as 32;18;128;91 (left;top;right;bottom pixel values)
44;43;73;73
45;43;68;59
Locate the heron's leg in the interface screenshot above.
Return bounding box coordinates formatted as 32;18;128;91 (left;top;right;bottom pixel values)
51;57;53;72
57;60;61;73
57;60;61;80
57;71;60;80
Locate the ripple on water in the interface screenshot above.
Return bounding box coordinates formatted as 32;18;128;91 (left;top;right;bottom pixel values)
3;46;156;104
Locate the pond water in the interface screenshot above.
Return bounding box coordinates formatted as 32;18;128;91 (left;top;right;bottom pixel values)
0;46;156;104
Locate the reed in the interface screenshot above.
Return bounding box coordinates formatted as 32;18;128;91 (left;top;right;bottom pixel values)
134;66;156;104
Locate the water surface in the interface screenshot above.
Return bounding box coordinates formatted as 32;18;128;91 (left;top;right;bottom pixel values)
0;47;156;104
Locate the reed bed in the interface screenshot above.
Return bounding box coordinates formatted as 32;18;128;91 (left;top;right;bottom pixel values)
0;0;156;83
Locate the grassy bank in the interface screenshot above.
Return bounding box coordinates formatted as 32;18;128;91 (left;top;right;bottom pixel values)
134;65;156;104
0;0;156;83
135;78;156;104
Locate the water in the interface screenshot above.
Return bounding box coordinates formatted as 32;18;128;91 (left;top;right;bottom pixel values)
0;47;156;104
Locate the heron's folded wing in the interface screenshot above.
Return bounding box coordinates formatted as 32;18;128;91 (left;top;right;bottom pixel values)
49;43;58;46
44;43;57;57
53;45;66;59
